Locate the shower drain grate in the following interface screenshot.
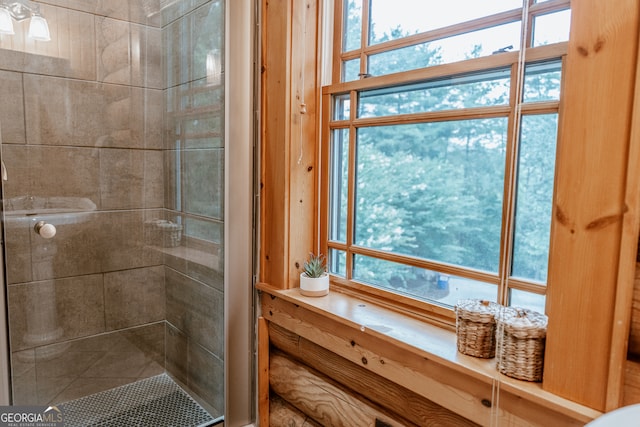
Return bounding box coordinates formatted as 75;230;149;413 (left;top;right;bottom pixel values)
59;374;216;427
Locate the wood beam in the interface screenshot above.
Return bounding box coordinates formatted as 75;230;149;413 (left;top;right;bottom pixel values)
260;0;320;289
543;0;640;410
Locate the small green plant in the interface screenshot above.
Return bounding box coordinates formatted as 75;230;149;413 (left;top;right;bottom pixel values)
303;253;326;278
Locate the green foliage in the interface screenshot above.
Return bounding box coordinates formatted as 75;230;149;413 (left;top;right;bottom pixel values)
303;253;327;278
335;2;560;299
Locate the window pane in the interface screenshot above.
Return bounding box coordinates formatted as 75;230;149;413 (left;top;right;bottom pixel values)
533;10;571;46
511;114;558;282
354;119;507;272
330;129;349;242
510;289;546;314
369;0;523;45
358;68;510;118
343;58;360;82
334;94;351;120
329;248;347;276
368;22;521;76
352;254;497;307
523;60;562;102
343;0;362;52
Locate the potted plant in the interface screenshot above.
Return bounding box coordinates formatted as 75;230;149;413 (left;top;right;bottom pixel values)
299;253;329;297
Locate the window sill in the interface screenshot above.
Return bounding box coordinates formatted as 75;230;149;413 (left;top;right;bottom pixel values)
257;282;601;425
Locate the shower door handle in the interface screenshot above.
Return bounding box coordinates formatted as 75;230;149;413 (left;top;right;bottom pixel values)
34;221;57;239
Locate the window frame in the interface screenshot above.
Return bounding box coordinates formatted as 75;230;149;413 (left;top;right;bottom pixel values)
320;0;570;323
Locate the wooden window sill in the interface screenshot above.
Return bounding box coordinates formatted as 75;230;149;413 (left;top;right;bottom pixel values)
257;283;601;425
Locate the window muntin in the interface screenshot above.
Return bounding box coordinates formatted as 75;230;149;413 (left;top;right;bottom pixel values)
367;0;522;46
329;248;348;276
329;128;350;243
510;288;546;313
511;113;558;282
533;10;571;47
358;68;511;118
325;1;568;317
343;58;361;82
340;0;570;84
344;0;363;51
352;254;498;305
367;22;521;76
523;61;562;102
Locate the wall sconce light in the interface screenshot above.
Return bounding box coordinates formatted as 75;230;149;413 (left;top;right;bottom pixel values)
0;0;50;41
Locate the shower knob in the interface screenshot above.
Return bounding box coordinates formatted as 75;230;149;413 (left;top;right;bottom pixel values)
34;221;57;239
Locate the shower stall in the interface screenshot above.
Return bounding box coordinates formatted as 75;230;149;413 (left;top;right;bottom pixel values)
0;0;254;425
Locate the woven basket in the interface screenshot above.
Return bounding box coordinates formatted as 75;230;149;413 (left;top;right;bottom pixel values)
456;299;499;358
496;307;548;382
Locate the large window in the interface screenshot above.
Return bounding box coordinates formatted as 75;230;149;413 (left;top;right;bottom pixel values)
322;0;570;319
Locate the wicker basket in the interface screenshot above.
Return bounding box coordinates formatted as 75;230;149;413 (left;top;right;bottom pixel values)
496;307;548;382
456;299;500;358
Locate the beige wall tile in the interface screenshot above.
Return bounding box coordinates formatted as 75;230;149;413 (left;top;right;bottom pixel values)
23;75;162;149
188;343;223;414
41;0;162;27
160;0;209;27
9;350;36;405
0;4;96;80
165;322;188;385
97;17;162;89
97;211;162;272
104;266;165;330
163;1;224;88
165;267;223;357
7;275;106;351
0;70;26;144
8;146;100;202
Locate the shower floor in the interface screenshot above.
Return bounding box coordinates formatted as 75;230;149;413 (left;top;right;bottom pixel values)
58;374;219;427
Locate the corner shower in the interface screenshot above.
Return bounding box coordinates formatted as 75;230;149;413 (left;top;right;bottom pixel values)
0;0;254;425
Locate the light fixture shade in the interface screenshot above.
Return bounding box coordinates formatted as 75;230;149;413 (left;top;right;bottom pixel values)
28;14;50;41
0;7;15;35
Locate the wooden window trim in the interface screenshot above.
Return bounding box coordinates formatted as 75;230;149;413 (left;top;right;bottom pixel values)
321;2;566;323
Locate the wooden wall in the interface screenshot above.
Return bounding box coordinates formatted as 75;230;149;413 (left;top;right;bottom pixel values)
258;289;598;426
624;262;640;404
260;0;640;423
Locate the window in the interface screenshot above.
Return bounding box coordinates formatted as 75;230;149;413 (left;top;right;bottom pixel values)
322;0;570;320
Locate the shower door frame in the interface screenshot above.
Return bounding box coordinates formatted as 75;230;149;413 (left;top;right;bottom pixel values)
224;0;256;424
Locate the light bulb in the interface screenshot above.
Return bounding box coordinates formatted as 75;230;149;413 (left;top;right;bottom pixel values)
28;14;50;41
0;7;14;35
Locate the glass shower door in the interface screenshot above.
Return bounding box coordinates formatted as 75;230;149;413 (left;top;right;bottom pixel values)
0;0;226;424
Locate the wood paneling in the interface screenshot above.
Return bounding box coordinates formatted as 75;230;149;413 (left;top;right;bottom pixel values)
260;289;596;426
258;317;270;427
260;0;320;289
271;351;411;426
543;0;640;410
269;322;479;426
270;393;321;427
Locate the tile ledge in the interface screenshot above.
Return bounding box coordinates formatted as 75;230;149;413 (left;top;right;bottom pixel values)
257;283;602;424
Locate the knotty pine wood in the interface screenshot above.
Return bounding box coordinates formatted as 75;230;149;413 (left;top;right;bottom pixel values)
260;0;320;290
261;0;291;288
269;322;479;426
260;289;596;426
624;360;640;406
629;264;640;358
544;0;640;410
270;350;412;426
270;393;321;427
258;317;270;427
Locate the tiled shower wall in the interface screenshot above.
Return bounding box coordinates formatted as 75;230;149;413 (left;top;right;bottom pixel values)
0;0;224;413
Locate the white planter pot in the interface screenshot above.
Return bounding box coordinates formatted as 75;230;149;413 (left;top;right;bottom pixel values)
299;272;329;297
